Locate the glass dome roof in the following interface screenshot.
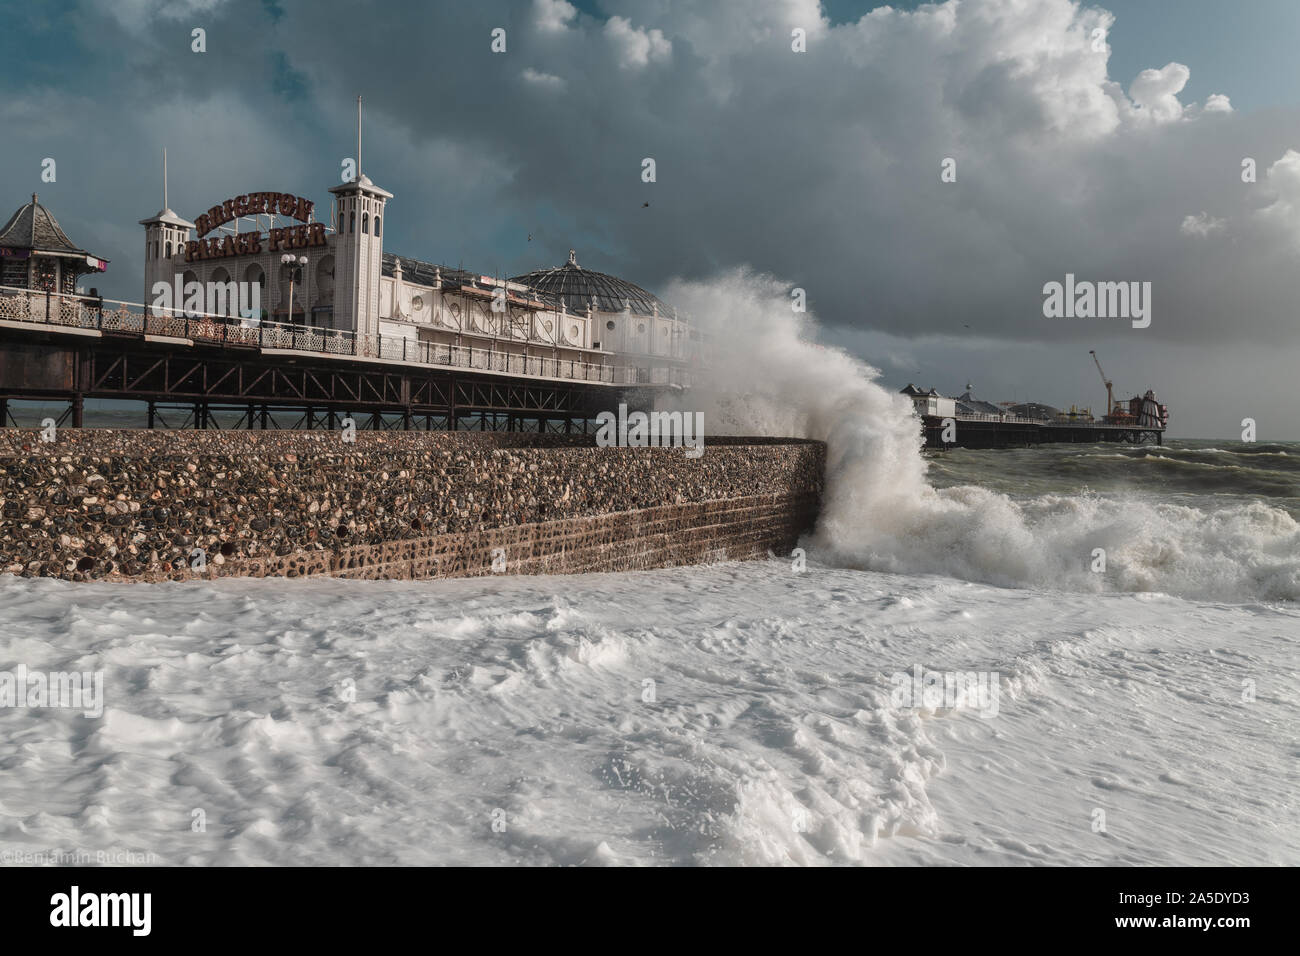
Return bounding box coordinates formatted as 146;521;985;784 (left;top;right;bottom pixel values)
511;250;672;318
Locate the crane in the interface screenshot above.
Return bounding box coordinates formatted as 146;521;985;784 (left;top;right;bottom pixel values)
1089;350;1113;422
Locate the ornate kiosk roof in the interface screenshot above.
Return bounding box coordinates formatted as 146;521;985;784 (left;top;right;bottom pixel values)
0;194;92;255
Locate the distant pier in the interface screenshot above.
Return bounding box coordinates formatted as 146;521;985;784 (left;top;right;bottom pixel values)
921;415;1163;449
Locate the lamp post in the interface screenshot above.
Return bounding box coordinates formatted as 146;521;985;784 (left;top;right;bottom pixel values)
281;253;308;328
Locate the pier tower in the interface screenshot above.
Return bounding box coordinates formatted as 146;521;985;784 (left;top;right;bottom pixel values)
139;150;195;307
327;173;391;338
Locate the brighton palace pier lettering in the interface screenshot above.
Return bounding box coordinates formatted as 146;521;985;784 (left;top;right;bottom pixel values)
194;192;314;237
184;192;324;263
184;223;327;263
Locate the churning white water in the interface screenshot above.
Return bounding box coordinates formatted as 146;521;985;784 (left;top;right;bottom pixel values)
667;269;1300;603
0;270;1295;865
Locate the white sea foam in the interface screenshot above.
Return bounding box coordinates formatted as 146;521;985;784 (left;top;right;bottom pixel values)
0;565;1293;866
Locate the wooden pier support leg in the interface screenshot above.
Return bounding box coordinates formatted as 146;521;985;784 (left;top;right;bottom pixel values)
260;405;268;430
403;408;411;431
0;397;9;428
147;401;156;429
71;394;84;429
305;405;313;430
247;403;255;430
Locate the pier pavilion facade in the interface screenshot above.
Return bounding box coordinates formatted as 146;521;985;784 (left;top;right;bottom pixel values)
139;170;702;389
0;165;701;429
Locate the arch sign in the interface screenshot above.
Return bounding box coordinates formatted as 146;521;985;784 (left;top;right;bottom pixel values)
185;191;327;263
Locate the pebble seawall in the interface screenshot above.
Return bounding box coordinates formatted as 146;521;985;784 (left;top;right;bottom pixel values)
0;430;825;582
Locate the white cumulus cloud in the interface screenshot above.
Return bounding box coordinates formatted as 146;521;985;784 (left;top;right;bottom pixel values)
605;16;672;70
1253;149;1300;242
1127;62;1191;123
1180;212;1226;237
533;0;576;34
521;68;566;91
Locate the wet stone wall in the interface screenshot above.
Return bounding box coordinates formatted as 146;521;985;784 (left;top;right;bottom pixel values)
0;430;824;582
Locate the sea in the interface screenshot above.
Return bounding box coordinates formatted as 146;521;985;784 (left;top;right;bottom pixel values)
0;277;1296;866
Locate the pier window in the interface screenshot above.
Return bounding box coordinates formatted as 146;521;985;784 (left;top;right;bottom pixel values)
349;211;355;234
374;216;381;237
361;213;368;234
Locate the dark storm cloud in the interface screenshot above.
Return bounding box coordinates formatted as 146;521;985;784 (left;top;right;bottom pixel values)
2;0;1298;435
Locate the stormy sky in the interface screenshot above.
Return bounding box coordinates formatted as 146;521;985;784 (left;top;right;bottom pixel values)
3;0;1299;437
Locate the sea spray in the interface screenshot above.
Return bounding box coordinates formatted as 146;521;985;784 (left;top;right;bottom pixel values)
661;268;1300;602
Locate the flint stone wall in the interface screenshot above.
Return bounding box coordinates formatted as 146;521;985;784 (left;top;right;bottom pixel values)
0;430;824;582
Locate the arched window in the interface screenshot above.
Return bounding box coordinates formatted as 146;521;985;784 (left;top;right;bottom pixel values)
244;263;266;319
210;267;233;315
165;241;172;258
315;254;335;303
374;216;381;238
361;213;368;234
349;211;355;234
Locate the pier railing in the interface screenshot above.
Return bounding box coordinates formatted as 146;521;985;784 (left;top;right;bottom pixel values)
0;285;692;388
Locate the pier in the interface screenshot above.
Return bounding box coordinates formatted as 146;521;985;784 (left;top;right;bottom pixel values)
0;286;685;432
921;413;1163;449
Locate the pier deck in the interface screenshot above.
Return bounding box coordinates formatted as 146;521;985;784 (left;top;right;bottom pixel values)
0;286;685;430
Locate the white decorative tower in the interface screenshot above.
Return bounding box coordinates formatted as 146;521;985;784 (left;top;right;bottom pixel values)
328;97;392;337
138;149;195;307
